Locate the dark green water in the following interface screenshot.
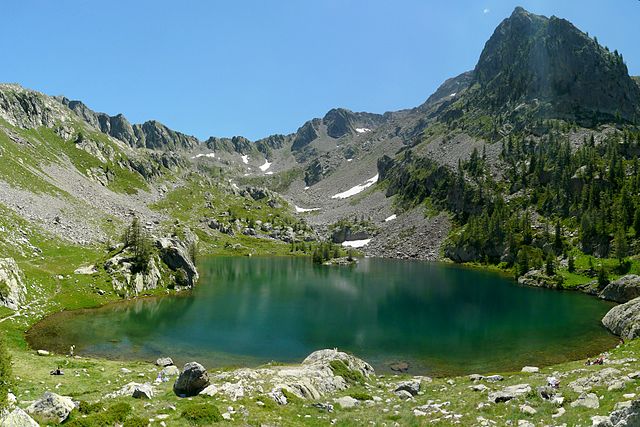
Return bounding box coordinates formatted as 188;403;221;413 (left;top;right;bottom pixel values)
27;257;617;375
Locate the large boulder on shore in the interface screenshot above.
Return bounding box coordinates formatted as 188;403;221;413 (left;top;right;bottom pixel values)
26;392;75;424
602;297;640;339
156;237;198;286
0;258;26;310
600;275;640;303
173;362;210;397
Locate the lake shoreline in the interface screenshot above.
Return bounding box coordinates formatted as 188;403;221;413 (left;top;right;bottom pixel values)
23;255;620;378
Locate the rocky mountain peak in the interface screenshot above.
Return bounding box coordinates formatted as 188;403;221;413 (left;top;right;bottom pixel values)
472;7;640;123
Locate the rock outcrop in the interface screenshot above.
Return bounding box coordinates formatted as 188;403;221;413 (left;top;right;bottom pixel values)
472;7;640;123
104;253;163;295
26;392;75;424
0;258;26;310
156;235;198;287
602;297;640;339
174;362;210;397
517;270;563;289
600;275;640;303
593;399;640;426
0;407;39;427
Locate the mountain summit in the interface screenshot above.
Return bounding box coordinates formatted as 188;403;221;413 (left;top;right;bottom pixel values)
470;6;640;123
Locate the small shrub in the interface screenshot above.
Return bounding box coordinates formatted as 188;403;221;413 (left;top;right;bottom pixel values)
349;391;373;401
123;416;149;427
281;388;301;403
329;360;365;384
181;403;223;425
78;401;103;415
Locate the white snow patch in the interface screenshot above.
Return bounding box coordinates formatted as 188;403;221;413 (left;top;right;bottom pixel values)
346;158;353;162
331;174;379;199
265;171;274;175
231;183;239;190
192;152;215;159
259;159;272;172
295;205;320;213
304;186;310;190
355;128;371;134
449;93;457;97
385;214;397;222
241;155;249;164
342;239;371;248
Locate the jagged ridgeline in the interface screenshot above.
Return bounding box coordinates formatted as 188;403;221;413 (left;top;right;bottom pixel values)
0;5;640;291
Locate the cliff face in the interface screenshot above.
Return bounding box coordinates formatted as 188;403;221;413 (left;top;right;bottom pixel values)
471;7;640;123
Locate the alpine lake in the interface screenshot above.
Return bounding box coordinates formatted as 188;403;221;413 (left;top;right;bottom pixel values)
27;257;617;376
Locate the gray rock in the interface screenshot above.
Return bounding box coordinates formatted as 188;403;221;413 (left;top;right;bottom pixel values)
488;384;531;403
26;392;75;423
132;383;154;399
0;407;39;427
484;375;504;382
173;362;210;397
302;349;374;379
571;392;600;409
156;357;174;367
593;399;640;426
520;404;537;415
600;275;640;303
156;236;199;286
161;365;180;377
335;396;359;408
395;379;421;396
602;297;640;339
199;384;219;397
0;258;26;310
395;390;414;400
521;366;539;373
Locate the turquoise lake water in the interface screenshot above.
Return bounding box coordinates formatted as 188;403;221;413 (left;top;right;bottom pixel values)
27;257;617;375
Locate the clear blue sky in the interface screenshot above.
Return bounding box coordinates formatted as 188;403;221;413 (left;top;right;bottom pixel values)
2;1;638;140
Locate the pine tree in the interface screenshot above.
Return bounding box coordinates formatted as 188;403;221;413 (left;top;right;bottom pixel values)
545;252;555;276
613;226;628;264
568;255;575;273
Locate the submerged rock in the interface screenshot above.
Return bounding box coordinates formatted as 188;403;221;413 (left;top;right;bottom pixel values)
173;362;210;397
26;392;75;424
603;298;640;339
0;258;26;310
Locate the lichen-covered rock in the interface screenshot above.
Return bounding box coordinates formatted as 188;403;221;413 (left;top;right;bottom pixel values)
600;275;640;303
104;253;163;295
488;384;531;403
517;270;563;289
173;362;210;397
26;392;75;424
0;407;39;427
593;398;640;426
0;258;26;310
602;297;640;339
302;349;374;379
